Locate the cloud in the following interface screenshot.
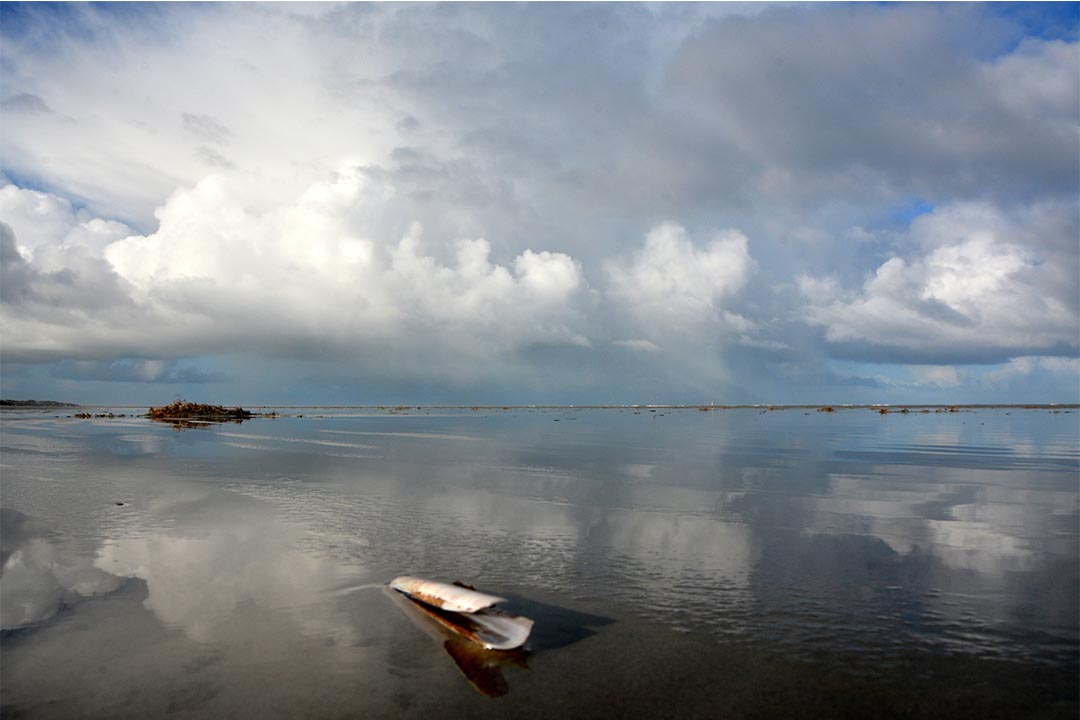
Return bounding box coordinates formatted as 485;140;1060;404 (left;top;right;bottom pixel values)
801;202;1079;364
181;112;231;144
0;3;1075;401
0;177;768;399
1;92;51;114
97;524;362;643
606;222;754;327
980;355;1080;387
1;509;124;630
987;38;1078;123
396;114;421;132
665;6;1078;207
194;146;234;170
7;3;1070;236
0;184;132;255
2;170;589;366
909;365;961;389
49;359;229;384
0;218;148;361
613;338;661;353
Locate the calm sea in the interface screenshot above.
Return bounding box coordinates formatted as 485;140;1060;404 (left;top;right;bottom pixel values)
1;406;1077;718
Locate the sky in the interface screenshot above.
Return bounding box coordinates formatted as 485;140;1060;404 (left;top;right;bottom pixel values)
0;2;1077;405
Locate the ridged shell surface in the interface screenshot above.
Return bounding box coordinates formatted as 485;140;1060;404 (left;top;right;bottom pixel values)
389;576;506;613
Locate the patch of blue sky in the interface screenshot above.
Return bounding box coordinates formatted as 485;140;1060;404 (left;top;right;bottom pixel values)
827;359;964;389
1;167;62;195
990;2;1079;46
1;4;69;35
1;3;184;52
827;356;1080;403
0;167;148;233
829;359;903;384
1;3;102;47
958;2;1080;63
886;198;935;226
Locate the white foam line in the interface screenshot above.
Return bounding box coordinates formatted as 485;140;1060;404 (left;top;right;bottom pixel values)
223;441;378;460
218;432;376;449
224;441;274;451
327;582;386;597
315;429;478;441
321;452;380;459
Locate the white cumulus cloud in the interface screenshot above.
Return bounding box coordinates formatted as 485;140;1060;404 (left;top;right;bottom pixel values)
613;338;662;353
3;168;589;365
801;202;1079;363
0;185;132;256
606;222;754;326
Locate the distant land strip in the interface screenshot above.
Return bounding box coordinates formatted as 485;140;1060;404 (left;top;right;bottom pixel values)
0;399;80;407
231;403;1077;410
2;401;1077;412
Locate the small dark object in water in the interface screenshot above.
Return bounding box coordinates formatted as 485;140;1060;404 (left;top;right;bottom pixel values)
818;406;835;412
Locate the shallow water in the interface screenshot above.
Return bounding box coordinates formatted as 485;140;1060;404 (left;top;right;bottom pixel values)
1;407;1077;718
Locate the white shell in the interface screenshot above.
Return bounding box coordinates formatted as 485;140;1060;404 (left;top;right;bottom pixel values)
385;586;535;651
467;609;534;650
389;576;506;614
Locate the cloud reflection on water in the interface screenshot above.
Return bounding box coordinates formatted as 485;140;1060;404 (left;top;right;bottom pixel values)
0;509;123;629
94;516;366;644
1;408;1076;668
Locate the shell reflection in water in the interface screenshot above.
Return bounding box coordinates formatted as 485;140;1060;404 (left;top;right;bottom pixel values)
384;585;529;698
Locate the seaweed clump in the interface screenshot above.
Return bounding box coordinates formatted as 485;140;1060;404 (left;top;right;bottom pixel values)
147;400;252;422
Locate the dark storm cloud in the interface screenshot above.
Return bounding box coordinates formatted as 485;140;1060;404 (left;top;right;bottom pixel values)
0;221;133;314
50;358;229;384
1;92;51;114
0;222;42;311
665;4;1078;206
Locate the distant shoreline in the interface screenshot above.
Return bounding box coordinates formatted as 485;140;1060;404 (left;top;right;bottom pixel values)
0;399;80;408
2;401;1076;411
